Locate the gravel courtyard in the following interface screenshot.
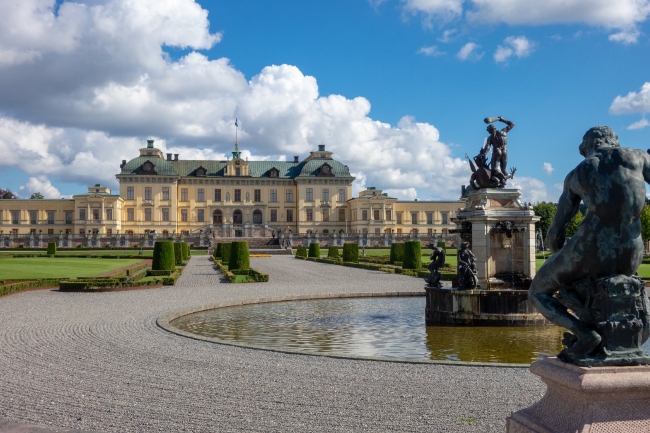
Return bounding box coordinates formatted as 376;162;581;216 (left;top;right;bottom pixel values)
0;256;545;432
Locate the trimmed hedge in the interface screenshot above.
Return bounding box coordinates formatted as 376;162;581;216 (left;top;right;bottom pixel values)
152;241;176;271
147;269;173;276
327;246;339;258
0;279;63;297
295;246;308;258
47;242;56;255
213;243;222;258
390;243;405;264
403;241;422;270
213;259;268;283
220;242;232;263
342;243;359;263
437;241;447;250
182;242;190;260
229;241;250;270
308;243;320;258
174;242;183;265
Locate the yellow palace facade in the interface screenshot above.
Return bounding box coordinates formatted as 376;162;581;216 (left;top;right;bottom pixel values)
0;140;461;241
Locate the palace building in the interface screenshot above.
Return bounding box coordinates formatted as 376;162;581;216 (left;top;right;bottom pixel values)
0;140;462;240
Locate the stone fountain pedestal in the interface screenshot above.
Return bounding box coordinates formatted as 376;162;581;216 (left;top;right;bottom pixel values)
425;188;546;326
507;357;650;432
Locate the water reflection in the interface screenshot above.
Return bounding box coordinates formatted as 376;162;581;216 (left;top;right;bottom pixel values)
171;297;650;364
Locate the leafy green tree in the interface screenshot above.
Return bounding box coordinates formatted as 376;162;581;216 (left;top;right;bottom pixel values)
30;192;44;199
565;211;585;238
533;202;557;240
0;189;18;199
640;204;650;242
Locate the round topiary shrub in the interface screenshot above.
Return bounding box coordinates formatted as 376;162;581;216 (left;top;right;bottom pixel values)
342;243;359;263
152;241;176;271
47;242;56;255
327;246;339;258
308;242;320;258
390;242;405;264
173;242;183;265
295;246;308;257
402;240;422;270
229;241;250;270
181;242;189;261
220;242;232;263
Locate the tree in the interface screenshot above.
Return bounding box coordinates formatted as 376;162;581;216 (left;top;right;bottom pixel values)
640;204;650;243
565;210;585;238
30;192;44;199
533;202;557;240
0;189;18;199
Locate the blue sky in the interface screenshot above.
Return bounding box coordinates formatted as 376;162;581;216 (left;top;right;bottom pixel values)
1;0;650;202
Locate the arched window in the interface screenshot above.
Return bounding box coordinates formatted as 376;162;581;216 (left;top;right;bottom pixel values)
162;230;169;237
233;209;243;224
213;209;223;225
126;230;134;236
322;229;329;234
253;209;262;224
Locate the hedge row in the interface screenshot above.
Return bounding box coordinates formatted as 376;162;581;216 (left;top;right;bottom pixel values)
59;268;180;291
308;243;320;258
390;243;405;264
327;246;339;258
342;243;359;263
213;259;268;283
0;279;64;297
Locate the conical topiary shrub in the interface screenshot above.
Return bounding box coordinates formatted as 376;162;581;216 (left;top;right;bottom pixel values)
213;243;222;258
327;246;339;258
220;242;232;263
308;242;320;258
47;242;56;255
402;240;422;270
342;243;359;263
152;241;176;271
181;242;189;261
390;242;405;264
173;242;183;265
228;241;250;270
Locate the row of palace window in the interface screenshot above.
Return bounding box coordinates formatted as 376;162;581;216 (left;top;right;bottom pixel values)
356;210;448;224
124;208;295;223
305;208;346;222
126;187;347;203
6;209;113;225
359;228;449;235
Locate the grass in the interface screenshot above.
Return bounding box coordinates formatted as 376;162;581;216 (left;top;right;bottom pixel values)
0;249;207;257
0;258;143;280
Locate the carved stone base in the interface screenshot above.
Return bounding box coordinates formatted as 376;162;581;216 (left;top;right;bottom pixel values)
506;357;650;432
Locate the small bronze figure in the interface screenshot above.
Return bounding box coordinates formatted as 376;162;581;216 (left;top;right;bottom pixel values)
457;242;478;289
424;244;446;287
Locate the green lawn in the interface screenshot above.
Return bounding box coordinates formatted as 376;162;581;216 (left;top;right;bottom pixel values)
0;258;144;280
0;249;207;257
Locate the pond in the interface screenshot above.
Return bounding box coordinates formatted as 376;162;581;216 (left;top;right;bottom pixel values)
171;297;650;364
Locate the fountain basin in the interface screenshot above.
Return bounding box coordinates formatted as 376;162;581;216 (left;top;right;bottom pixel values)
425;286;550;326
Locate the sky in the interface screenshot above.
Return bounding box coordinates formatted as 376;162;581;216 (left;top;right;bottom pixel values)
1;0;650;203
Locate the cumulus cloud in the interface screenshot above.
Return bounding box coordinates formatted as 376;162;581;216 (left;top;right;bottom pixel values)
628;118;650;130
417;45;445;56
542;162;554;174
384;188;418;200
509;176;553;203
493;36;536;63
610;83;650;115
399;0;650;43
21;176;63;199
437;29;457;42
457;42;483;61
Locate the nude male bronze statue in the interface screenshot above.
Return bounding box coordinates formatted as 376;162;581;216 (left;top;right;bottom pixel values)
529;126;650;366
483;116;515;187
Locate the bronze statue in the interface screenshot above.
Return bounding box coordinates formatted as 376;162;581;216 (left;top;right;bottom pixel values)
465;151;516;189
529;126;650;366
483;116;515;187
457;242;478;289
424;244;446;287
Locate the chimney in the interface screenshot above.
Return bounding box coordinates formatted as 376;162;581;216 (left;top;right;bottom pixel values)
147;139;154;148
318;145;325;151
166;153;172;161
293;156;299;163
174;154;179;161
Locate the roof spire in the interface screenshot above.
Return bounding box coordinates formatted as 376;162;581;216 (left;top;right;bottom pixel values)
233;118;241;159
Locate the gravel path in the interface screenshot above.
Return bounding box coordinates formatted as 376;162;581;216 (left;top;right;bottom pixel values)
0;256;545;432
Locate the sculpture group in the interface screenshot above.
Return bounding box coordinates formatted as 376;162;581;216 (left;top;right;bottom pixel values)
465;116;517;189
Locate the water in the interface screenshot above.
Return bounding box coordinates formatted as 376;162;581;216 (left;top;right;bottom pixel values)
171;297;650;364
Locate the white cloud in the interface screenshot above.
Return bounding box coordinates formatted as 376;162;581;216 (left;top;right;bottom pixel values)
400;0;650;43
628;118;650;130
437;29;457;42
542;162;554;174
417;45;445;56
384;188;418;200
0;1;472;201
494;36;536;63
21;176;63;199
456;42;483;61
610;83;650;114
509;176;553;203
